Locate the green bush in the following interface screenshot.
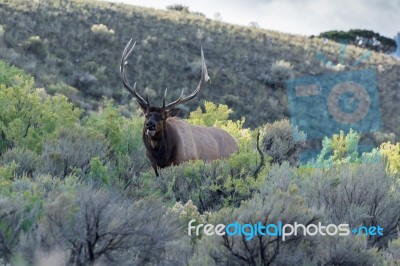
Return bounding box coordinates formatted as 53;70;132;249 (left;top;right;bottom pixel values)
385;238;400;264
0;62;81;153
91;23;115;43
83;100;147;187
261;119;306;166
46;82;80;99
259;60;294;88
301;162;400;248
21;188;185;266
316;129;360;166
314;129;381;168
24;36;47;61
0;198;38;264
379;141;400;175
39;127;109;178
0;61;32;88
1;147;39;177
0;162;18;183
157;152;266;212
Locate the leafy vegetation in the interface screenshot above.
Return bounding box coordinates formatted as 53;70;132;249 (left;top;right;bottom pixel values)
1;1;400;264
1;54;400;264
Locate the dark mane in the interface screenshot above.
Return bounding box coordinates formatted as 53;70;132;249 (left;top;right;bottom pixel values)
142;119;177;175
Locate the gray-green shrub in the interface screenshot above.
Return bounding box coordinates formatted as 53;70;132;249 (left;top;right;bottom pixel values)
261;119;306;166
1;147;39;177
39;127;109;178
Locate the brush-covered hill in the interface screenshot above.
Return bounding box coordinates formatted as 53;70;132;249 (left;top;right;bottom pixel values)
0;0;399;139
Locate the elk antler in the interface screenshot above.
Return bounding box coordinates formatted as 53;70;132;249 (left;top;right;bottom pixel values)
120;38;149;109
163;47;210;110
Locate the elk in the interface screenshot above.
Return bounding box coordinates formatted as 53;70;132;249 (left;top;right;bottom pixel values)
120;39;238;176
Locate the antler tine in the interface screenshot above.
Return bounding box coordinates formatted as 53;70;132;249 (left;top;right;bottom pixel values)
162;88;168;110
145;88;151;106
163;88;184;110
120;38;149;108
164;47;209;110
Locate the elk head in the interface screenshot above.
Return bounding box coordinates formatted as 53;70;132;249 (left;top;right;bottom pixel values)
120;39;210;138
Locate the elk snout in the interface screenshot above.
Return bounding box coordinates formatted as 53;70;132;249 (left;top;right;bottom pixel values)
146;120;157;137
146;120;156;130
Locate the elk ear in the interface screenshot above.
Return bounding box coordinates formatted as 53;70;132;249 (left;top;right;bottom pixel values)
139;107;147;116
167;108;180;117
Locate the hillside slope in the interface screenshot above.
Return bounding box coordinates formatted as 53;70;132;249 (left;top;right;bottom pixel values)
0;0;399;138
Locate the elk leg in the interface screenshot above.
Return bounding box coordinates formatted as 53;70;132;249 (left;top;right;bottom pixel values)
153;165;159;177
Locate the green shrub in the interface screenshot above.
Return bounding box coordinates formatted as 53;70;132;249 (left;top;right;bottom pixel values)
315;129;381;168
170;200;211;242
312;235;381;265
1;147;39;177
259;60;294;88
10;174;79;206
0;198;38;264
316;129;360;166
0;62;81;153
0;61;32;88
0;162;17;182
261;119;306;166
24;36;47;61
90;23;115;43
87;156;110;186
303;162;400;248
39;127;109;178
188;101;232;127
46;82;80;99
72;72;98;93
379;141;400;175
84;100;143;155
385;237;400;264
84;100;147;187
25;188;184;266
159;156;266;212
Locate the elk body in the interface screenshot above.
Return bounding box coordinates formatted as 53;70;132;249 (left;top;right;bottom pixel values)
120;39;238;176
